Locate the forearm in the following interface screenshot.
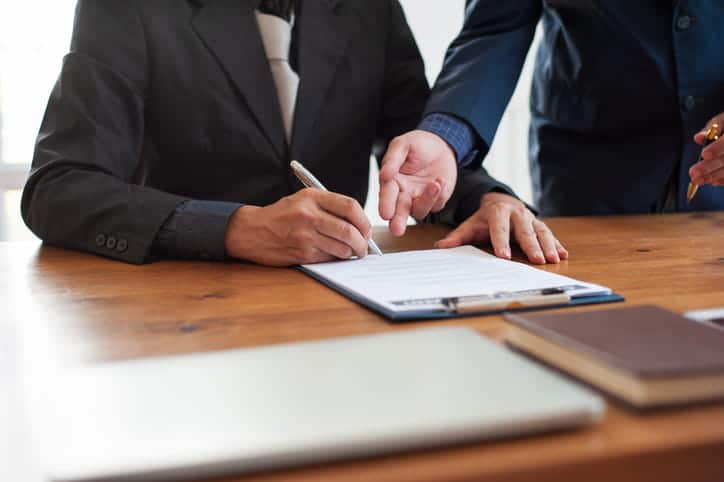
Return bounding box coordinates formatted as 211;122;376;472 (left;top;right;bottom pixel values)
424;0;541;150
22;165;188;264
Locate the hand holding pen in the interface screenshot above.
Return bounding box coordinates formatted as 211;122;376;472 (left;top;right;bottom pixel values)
223;163;378;266
688;117;723;202
291;161;383;256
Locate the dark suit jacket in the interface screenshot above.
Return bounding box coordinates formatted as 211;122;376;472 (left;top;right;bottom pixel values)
22;0;510;264
430;1;724;216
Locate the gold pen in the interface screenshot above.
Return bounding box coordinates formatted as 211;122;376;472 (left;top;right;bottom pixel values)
687;123;720;203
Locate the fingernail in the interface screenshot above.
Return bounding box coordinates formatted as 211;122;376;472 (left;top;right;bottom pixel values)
702;150;714;161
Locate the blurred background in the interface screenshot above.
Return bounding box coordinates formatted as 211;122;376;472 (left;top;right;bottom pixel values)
0;0;539;241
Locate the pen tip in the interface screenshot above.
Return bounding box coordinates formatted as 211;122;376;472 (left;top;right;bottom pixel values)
686;183;699;203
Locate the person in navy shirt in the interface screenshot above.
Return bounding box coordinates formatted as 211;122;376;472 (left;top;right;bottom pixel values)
378;1;724;260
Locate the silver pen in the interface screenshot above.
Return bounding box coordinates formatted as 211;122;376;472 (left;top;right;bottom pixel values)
290;160;383;256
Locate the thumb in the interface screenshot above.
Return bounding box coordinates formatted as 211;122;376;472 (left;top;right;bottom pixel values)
434;218;483;249
380;137;411;183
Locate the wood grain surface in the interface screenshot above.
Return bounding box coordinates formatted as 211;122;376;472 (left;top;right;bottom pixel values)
2;212;723;482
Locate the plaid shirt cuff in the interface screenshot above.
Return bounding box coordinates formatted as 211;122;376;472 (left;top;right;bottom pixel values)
418;113;477;167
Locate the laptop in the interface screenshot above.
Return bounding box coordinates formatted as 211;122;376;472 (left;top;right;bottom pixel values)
39;327;603;481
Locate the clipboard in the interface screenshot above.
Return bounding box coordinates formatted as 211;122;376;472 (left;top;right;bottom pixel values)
299;265;624;322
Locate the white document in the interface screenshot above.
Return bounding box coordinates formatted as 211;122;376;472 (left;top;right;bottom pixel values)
302;245;612;314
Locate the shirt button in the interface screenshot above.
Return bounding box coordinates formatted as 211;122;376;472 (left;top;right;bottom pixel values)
683;95;696;111
95;234;107;247
105;236;117;249
116;239;128;253
676;15;692;31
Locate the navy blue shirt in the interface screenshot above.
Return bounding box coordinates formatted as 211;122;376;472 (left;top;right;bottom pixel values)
422;1;724;216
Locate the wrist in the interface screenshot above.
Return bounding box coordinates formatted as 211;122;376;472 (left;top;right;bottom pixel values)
418;113;476;164
224;205;261;260
417;129;458;165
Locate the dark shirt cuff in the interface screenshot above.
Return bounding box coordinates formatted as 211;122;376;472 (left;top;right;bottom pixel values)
418;113;477;167
153;200;243;261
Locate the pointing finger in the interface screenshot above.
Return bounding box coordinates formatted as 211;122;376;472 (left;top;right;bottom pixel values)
379;137;410;183
378;180;400;221
390;191;412;237
410;181;441;220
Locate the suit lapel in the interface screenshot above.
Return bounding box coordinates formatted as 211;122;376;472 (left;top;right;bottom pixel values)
192;0;287;160
291;0;351;160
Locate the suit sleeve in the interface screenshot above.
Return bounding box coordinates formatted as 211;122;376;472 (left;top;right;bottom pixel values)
20;0;188;264
424;0;541;156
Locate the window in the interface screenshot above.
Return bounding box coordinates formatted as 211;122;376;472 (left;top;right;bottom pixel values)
0;1;77;240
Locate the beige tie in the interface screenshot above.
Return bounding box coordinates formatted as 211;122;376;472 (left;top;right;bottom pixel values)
255;11;299;144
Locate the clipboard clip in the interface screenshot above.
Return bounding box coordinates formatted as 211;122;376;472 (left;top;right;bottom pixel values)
442;288;571;314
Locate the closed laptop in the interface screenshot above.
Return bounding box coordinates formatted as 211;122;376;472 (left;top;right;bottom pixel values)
39;327;603;481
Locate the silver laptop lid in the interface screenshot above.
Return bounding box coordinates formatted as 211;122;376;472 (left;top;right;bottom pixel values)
39;327;603;481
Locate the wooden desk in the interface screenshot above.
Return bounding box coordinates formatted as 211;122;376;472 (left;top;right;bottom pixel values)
2;212;724;482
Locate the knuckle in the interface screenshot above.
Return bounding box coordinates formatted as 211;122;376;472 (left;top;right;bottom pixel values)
342;196;358;211
512;205;530;218
296;208;315;224
288;228;306;245
299;187;316;199
388;137;403;152
519;230;537;241
354;240;368;256
491;223;509;235
301;249;316;262
490;203;508;216
339;223;354;240
533;220;549;234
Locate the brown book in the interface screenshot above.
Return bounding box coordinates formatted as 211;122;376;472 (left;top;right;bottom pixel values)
504;305;724;408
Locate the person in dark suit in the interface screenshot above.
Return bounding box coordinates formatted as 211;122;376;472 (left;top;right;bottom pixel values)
21;0;566;266
379;1;724;257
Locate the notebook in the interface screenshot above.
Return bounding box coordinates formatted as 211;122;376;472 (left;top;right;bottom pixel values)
505;305;724;408
39;327;603;481
300;245;623;321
